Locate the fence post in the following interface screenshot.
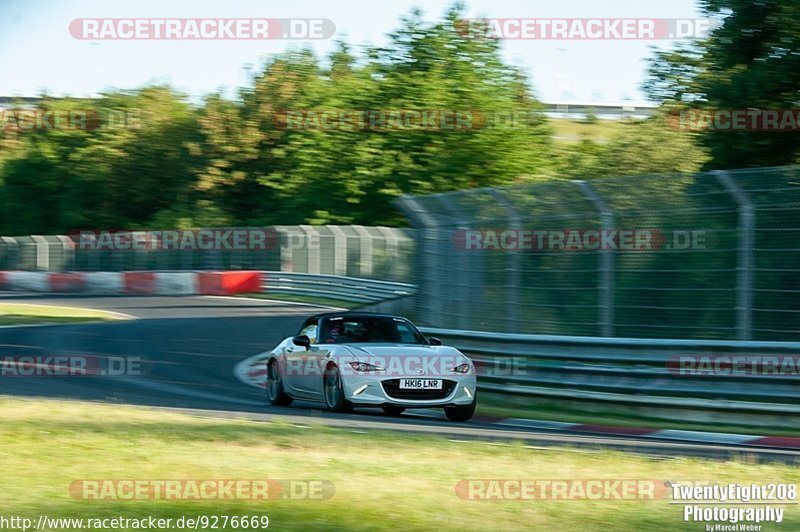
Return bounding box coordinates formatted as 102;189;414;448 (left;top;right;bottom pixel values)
577;180;615;337
351;225;374;278
375;226;402;281
1;237;19;270
31;235;49;271
488;188;521;331
715;171;754;341
327;225;349;277
435;195;472;330
56;235;75;271
300;225;321;274
394;195;439;326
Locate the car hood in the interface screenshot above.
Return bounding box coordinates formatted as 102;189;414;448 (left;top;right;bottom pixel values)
343;343;462;359
341;344;471;376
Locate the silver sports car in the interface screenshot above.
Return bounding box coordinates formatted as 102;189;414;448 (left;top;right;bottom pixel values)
265;312;477;421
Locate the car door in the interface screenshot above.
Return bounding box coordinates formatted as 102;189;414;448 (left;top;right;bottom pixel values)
282;319;320;398
300;317;338;400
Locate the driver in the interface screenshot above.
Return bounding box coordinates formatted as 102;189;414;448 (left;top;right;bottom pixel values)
327;324;343;343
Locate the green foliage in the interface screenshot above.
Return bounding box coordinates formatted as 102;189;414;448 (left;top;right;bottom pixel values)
0;4;722;235
556;114;709;179
645;0;800;168
0;6;556;233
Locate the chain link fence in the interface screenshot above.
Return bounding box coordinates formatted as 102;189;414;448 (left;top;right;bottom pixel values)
2;168;798;340
395;166;800;341
0;225;415;283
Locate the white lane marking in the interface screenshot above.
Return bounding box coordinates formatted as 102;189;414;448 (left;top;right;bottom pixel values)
203;295;346;310
404;409;447;420
499;418;581;431
123;376;265;407
0;324;59;330
642;429;760;445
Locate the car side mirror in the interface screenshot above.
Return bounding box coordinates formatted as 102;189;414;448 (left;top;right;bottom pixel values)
428;337;442;346
292;335;311;350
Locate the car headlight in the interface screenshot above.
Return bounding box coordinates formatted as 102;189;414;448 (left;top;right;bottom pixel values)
452;363;471;374
348;361;383;372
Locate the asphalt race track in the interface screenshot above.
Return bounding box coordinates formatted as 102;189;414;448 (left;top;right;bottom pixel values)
1;293;798;463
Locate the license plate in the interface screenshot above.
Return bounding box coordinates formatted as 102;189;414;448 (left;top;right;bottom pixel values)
399;379;442;389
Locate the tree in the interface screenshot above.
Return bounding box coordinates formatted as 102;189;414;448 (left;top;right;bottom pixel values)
645;0;800;168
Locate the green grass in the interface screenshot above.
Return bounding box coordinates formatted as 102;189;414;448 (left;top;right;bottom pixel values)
0;303;126;325
549;117;632;143
1;397;798;531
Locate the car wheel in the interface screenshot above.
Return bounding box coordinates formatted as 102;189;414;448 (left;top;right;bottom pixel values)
444;391;477;422
266;359;293;406
323;365;353;413
382;405;406;416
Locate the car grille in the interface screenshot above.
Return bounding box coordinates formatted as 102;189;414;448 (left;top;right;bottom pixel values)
381;379;457;400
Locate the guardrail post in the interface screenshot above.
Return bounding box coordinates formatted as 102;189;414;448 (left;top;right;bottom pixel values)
578;181;615;337
715;171;754;341
488;188;521;331
394;195;439;325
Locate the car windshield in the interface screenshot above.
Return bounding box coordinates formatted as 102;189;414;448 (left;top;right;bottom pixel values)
318;316;427;344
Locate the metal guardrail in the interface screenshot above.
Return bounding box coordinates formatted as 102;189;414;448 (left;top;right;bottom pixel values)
262;272;415;304
419;328;800;420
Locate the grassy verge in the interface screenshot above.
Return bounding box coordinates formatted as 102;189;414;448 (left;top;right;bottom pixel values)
549;117;632;143
477;393;800;437
0;303;125;326
1;397;798;531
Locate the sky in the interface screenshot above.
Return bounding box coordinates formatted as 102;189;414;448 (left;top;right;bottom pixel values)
0;0;704;105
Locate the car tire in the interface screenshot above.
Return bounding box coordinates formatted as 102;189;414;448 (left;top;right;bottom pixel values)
266;359;293;406
444;391;477;422
382;405;406;416
323;365;353;413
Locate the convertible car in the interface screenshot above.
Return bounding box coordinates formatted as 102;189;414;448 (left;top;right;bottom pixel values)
265;312;477;421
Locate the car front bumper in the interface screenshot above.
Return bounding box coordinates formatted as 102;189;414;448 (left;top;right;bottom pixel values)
341;374;477;407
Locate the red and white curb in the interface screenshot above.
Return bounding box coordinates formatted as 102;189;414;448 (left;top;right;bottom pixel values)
0;270;262;296
233;352;800;450
234;351;270;390
403;414;800;449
